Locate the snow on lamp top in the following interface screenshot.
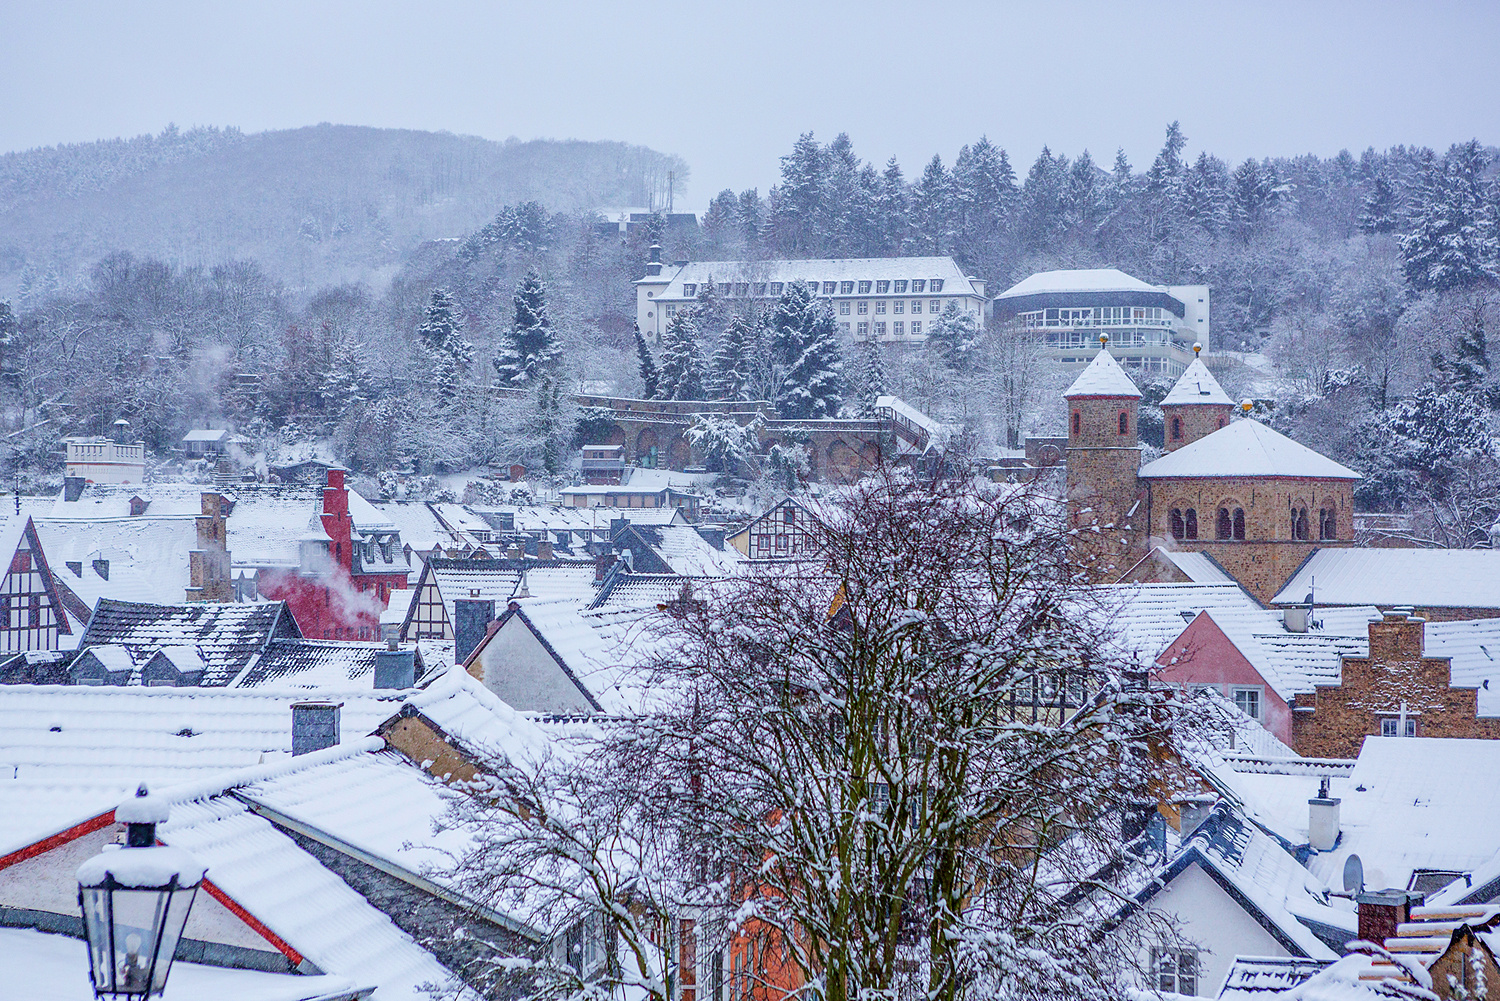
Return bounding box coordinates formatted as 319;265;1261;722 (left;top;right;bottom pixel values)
114;783;170;825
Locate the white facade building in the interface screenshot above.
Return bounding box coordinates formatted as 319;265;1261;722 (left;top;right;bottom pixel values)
635;249;990;343
63;438;146;484
994;268;1209;378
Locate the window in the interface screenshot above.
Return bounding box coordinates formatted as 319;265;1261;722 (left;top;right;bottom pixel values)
769;282;783;295
1382;716;1418;737
1233;687;1262;721
910;320;921;335
1170;509;1186;539
1118;412;1129;435
930;299;940;312
875;280;890;293
1185;509;1199;539
912;280;925;292
1217;507;1233;540
857;301;869;314
1152;948;1199;995
930;279;944;292
911;300;922;314
665;304;676;317
718;283;730;296
1320;507;1337;540
752;283;767;295
875;301;886;314
858;281;872;293
1071;411;1081;435
840;281;854;294
1233;507;1246;540
1292;506;1311;541
893;300;904;313
840;322;851;335
839;301;851;315
682;283;696;297
1170;416;1182;441
893;321;904;336
893;280;907;292
818;282;832;293
873;321;887;336
857;322;869;337
735;282;750;296
29;595;40;627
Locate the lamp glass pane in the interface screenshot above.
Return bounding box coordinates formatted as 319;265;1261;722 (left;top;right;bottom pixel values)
106;885;171;995
151;885;199;992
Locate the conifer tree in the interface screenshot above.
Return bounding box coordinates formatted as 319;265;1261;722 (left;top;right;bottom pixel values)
493;269;563;386
318;336;372;413
1433;297;1491;394
768;282;842;419
851;341;887;416
1358;171;1400;234
693;275;726;339
634;324;661;399
711;312;755;401
925;303;981;370
913;155;952;254
658;311;707;401
416;287;474;400
1401;140;1500;292
875;157;910;255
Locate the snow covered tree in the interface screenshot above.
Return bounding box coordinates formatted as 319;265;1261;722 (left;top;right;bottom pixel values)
1401;140;1500;293
849;341;887;416
657;310;707;401
912;154;953;254
925;302;981;370
1432;293;1492;395
685;412;763;473
767;281;843;419
1018;146;1070;251
493;269;563;386
874;157;911;255
633;324;660;399
692;274;726;338
772;132;828;255
317;335;372;414
1183;152;1231;234
710;312;755;401
1359;170;1400;234
415;287;474;401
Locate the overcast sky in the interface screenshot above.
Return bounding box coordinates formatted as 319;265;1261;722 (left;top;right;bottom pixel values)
5;1;1498;211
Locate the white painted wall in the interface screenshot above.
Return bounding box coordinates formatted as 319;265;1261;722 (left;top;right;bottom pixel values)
476;617;597;714
1171;285;1211;351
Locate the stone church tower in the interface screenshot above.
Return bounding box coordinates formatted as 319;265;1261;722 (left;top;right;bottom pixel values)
1064;340;1147;580
1160;344;1234;451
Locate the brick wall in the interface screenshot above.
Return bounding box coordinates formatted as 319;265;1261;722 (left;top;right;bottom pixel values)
1067;447;1148;581
1162;402;1233;451
1291;612;1500;759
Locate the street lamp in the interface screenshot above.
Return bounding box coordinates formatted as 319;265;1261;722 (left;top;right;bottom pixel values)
76;785;205;999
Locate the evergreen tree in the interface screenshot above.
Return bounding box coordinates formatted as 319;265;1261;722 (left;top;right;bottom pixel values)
1358;171;1400;234
768;282;843;419
658;311;707;401
1401;140;1500;292
1183;152;1232;234
493;269;563;386
701;189;741;255
772;132;828;255
1018;147;1070;251
912;155;953;254
1230;158;1284;241
925;303;981;370
851;341;887;416
875;157;911;255
693;274;727;338
1063;149;1108;240
1141;121;1188;238
416;287;474;400
318;336;372;413
534;375;566;478
634;324;661;399
0;301;15;373
952;137;1012;258
711;312;755;400
738;189;764;251
1433;297;1491;393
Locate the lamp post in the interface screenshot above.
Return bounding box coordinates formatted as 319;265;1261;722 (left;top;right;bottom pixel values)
76;785;205;999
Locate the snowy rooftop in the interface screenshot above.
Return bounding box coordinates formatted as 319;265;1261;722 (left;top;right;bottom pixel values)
623;524;744;576
35;517;198;607
417;559;600;631
1161;357;1234;406
1424;617;1500;715
80;598;295;686
1138;418;1361;480
231;638;422;689
996;268;1162;298
1062;347;1142;398
1273;548;1500;609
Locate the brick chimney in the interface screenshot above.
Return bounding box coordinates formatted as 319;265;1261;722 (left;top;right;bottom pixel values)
291;701;341;755
1356;890;1423;943
320;468;353;573
595;552;617;582
1369;608;1425;661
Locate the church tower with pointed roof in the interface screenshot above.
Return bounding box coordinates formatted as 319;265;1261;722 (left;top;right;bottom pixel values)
1161;344;1235;451
1063;337;1148;579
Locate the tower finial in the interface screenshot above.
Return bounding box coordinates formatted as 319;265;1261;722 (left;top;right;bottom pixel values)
1193;341;1202;356
1241;398;1253;413
1099;332;1109;348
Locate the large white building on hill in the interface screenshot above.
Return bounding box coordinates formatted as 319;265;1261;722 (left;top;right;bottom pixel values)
634;248;990;343
994;268;1209;378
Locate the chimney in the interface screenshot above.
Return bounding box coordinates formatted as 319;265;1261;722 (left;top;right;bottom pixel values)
595;552;617;582
373;643;416;689
1308;777;1340;851
537;540;553;560
291;701;341;755
1283;605;1309;633
453;598;496;665
1356;890;1423;944
92;558;109;581
63;476;86;502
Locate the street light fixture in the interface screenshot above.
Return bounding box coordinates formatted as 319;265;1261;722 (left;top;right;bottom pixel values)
76;784;205;999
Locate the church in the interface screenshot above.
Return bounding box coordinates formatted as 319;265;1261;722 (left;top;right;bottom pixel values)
1063;337;1360;601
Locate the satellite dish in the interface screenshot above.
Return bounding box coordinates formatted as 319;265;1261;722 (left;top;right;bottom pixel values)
1344;854;1365;894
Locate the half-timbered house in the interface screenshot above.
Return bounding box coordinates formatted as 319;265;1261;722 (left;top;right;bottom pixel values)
0;517;76;654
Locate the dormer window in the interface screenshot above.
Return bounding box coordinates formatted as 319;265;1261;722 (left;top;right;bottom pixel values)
858;281;872;294
840;281;854;294
682;283;696;297
911;280;926;293
930;279;944;292
769;282;784;295
876;281;890;293
893;280;907;293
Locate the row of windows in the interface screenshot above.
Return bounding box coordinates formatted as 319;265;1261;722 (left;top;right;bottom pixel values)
1021;306;1175;328
682;278;946;298
1169;506;1338;541
1069;411;1131;436
838;299;942;316
1047;328;1183;348
850;321;925;337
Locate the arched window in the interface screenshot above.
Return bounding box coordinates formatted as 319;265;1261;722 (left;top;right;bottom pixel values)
1216;507;1233;540
1184;509;1198;540
1170;417;1182;441
1170;508;1185;539
1071;411;1081;435
1233;507;1246;540
1320;507;1337;540
1217;416;1227;429
1292;507;1310;541
1118;412;1129;435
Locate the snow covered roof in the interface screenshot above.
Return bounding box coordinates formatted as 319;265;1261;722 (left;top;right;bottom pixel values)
181;428;232;443
1273;548;1500;609
616;524;744;576
1218;956;1335;1000
1161;357;1234;406
418;559;600;630
1138;418;1361;480
34;516;198;607
80;598;297;685
1122;546;1238;585
1062;348;1142;398
231;638;422;689
996;268;1161;298
640;256;985;299
1422;618;1500;716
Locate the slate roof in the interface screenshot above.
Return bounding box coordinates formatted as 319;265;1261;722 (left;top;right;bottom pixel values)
80;598;298;685
1218;955;1333;999
231;638;424;689
1138;418;1361;480
1273;548;1500;610
1062;347;1142;398
1161;356;1234;406
406;558;600;639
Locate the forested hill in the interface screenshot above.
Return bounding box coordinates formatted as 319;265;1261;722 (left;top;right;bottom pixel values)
0;124;686;293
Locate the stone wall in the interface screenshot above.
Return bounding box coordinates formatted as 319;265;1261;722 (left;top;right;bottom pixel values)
1067;447;1148;581
1290;612;1500;759
1162;403;1232;451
